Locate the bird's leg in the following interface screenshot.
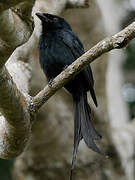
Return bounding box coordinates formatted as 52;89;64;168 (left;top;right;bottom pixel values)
48;78;54;88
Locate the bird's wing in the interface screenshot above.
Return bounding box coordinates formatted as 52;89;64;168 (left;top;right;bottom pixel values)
60;30;97;106
61;30;84;58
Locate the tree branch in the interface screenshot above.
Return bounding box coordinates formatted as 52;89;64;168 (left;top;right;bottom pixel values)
32;21;135;112
0;66;31;159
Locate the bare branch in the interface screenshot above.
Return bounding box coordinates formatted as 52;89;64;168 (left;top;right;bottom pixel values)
32;21;135;112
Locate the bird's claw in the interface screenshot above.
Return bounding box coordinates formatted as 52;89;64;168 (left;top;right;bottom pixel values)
48;78;53;88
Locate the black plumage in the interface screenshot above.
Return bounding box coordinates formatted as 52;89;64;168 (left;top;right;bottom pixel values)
36;12;103;179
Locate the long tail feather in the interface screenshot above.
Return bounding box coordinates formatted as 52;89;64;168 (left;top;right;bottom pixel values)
71;97;82;170
70;92;103;180
80;92;103;154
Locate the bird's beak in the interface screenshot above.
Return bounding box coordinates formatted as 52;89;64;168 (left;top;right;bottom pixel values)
36;12;46;21
36;12;52;22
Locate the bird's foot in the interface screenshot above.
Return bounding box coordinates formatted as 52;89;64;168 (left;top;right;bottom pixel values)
48;78;53;88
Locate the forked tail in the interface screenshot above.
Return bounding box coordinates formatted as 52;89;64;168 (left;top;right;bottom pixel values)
70;92;103;180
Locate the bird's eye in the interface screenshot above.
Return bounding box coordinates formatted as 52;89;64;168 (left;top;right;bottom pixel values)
53;17;58;22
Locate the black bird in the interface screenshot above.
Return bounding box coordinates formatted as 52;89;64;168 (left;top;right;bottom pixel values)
36;12;104;178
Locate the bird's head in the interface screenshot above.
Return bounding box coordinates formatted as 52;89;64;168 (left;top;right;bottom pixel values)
36;13;71;32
